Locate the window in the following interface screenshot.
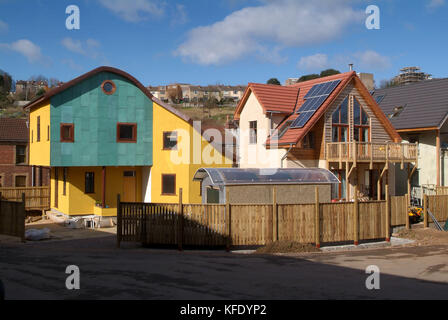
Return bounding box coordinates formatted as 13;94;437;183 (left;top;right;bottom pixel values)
37;116;41;142
163;132;178;150
117;123;137;143
332;97;349;142
101;80;116;95
60;124;74;143
47;125;50;141
0;175;2;187
302;132;314;149
161;174;176;195
63;168;67;196
331;171;346;201
15;175;27;187
16;145;26;164
249;121;257;144
353;99;370;143
85;172;94;194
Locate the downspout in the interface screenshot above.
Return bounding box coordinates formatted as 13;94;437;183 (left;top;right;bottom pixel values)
281;144;293;168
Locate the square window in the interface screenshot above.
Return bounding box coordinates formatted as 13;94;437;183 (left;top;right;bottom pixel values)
15;176;26;187
163;132;178;150
162;174;176;195
60;124;74;143
117;123;137;143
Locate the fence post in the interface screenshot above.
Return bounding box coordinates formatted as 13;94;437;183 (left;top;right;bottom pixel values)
117;194;121;248
178;188;183;251
423;194;428;228
226;189;231;252
20;193;26;242
385;177;390;242
354;186;359;246
0;192;2;235
315;187;321;249
405;193;410;230
272;187;278;242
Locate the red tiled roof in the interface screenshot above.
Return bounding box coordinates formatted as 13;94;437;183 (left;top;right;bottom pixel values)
0;118;28;142
234;83;300;119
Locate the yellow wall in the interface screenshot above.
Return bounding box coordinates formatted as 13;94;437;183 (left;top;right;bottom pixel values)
51;166;142;216
151;102;232;204
29;102;51;166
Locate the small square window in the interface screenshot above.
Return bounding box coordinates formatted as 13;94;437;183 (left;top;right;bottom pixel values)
60;124;74;143
15;176;27;187
117;123;137;143
163;132;178;150
162;174;176;195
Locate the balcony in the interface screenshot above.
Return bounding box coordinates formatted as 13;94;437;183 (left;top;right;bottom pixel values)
326;142;418;165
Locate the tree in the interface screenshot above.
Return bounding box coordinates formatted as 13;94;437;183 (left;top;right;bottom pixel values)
167;85;183;103
36;88;46;97
297;74;320;83
267;78;281;85
379;79;399;89
320;69;341;77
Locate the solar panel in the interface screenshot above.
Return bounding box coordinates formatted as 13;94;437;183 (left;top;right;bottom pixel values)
291;79;341;129
304;80;341;99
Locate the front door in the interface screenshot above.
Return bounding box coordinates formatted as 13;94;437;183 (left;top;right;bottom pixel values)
123;171;136;202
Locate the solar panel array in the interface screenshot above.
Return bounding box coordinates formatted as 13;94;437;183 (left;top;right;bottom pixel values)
291;80;341;129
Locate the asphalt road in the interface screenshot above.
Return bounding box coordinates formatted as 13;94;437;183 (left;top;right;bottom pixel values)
0;236;447;300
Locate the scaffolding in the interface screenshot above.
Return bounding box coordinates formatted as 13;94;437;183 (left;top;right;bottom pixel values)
393;67;432;86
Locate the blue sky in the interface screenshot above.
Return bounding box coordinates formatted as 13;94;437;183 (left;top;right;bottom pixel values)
0;0;447;87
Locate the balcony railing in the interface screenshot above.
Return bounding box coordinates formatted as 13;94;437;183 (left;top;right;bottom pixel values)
326;142;418;164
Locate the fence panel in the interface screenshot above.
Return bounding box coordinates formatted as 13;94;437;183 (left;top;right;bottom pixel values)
359;201;386;240
320;203;353;243
0;187;50;210
277;204;315;243
391;196;407;226
428;195;448;222
0;197;26;240
183;204;226;246
230;204;272;246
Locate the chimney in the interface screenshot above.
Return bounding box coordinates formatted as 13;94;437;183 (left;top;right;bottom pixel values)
349;64;354;71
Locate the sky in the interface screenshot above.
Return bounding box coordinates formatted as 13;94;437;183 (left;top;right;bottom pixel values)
0;0;447;87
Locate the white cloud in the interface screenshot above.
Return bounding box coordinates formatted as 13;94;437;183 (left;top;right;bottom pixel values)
61;37;102;59
171;4;188;26
175;0;363;65
0;20;8;33
298;54;329;71
0;39;47;64
98;0;164;22
353;50;391;71
427;0;445;9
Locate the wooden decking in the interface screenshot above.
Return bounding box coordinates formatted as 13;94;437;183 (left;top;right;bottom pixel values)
326;142;418;165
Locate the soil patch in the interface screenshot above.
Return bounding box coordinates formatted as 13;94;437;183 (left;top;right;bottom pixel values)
254;241;320;254
396;227;448;246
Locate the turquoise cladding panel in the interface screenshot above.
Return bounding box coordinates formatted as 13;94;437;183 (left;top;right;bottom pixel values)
50;72;153;167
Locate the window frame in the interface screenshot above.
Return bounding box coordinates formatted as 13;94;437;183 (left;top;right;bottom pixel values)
116;123;137;143
101;80;117;95
249;121;257;145
85;172;95;194
161;174;176;196
163;131;178;150
15;145;27;165
60;123;75;143
37;116;41;142
14;175;27;188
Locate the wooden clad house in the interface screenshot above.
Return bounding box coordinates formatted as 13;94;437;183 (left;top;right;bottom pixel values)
234;72;418;201
25;66;231;218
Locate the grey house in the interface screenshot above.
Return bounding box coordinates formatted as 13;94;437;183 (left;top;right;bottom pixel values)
373;79;448;198
193;168;339;204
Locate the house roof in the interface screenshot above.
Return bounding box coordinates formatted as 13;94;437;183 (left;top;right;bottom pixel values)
259;72;401;147
373;78;448;131
193;168;340;186
234;83;301;118
0;118;28;142
23;66;192;124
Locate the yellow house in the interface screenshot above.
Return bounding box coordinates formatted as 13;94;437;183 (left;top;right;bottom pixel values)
25;66;231;217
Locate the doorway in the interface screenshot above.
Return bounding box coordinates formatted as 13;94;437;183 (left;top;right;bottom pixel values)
123;171;137;202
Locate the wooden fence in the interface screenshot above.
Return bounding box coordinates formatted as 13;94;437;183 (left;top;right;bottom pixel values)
0;193;26;241
0;187;50;211
426;195;448;224
118;188;396;249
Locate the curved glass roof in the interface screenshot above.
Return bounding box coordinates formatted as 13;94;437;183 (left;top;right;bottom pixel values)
193;168;339;186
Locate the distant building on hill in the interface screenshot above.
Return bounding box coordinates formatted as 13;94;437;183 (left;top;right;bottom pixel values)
393;67;432;86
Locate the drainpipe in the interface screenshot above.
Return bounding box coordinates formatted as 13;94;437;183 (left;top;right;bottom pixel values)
281;144;293;168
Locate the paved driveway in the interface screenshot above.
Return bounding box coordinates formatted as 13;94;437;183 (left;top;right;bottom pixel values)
0;236;447;300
